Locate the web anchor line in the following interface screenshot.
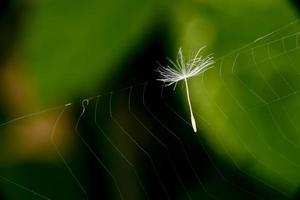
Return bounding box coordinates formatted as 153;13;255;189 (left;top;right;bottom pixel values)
0;19;299;129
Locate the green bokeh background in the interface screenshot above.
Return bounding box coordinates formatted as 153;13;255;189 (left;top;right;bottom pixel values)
1;0;300;199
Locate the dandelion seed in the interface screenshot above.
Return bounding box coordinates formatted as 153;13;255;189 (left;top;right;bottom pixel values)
156;47;215;133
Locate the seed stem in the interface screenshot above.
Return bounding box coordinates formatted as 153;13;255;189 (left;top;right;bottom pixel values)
184;78;197;132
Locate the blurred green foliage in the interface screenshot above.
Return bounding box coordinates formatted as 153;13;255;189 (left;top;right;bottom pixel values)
187;0;300;196
1;0;300;199
22;0;162;103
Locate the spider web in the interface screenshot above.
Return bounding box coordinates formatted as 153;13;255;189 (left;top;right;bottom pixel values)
1;19;300;200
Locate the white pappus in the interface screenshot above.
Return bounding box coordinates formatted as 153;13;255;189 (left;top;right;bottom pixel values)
156;47;215;133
